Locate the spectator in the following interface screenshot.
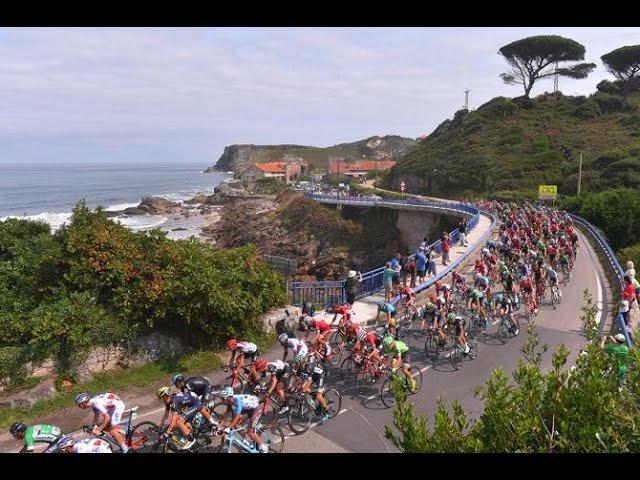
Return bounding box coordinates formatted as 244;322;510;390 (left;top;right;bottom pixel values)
624;261;636;281
382;262;395;302
415;247;427;284
427;246;437;278
623;275;636;308
344;270;363;307
407;255;417;288
600;333;629;386
401;254;412;287
419;236;429;250
459;219;468;247
391;253;402;295
441;232;450;266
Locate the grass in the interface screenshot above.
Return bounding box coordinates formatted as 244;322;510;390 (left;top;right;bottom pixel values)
0;348;223;429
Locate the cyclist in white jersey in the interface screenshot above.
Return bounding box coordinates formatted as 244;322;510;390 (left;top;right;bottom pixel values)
75;392;128;453
278;334;308;362
56;435;113;453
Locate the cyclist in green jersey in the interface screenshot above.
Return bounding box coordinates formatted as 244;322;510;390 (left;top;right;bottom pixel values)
10;422;62;453
381;336;416;392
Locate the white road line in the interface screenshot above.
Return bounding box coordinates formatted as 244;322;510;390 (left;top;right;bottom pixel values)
594;258;604;326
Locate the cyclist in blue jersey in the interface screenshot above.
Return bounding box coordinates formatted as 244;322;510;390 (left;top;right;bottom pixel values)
217;387;268;453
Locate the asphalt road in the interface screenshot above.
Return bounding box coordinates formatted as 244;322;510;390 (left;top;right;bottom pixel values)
0;230;605;453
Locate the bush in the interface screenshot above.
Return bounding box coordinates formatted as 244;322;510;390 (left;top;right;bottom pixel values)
0;346;28;388
570;99;601;119
478;97;519;118
593;93;626;114
618;244;640;276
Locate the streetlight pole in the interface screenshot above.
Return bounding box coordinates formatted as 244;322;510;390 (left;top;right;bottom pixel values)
577;153;583;196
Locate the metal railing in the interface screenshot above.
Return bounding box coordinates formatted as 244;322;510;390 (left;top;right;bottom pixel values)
288;193;488;308
570;213;633;348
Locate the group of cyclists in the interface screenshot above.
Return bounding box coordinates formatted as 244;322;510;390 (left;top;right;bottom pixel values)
8;200;579;453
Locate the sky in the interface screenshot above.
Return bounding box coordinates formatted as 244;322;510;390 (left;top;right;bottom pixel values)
1;27;638;167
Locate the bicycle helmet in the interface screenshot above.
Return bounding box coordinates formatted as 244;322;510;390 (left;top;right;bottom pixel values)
293;354;306;365
435;281;442;290
357;329;367;342
447;312;456;321
254;358;267;371
278;333;289;343
220;386;234;398
9;422;27;436
74;392;90;405
226;339;238;350
382;335;394;348
266;362;278;373
455;315;463;321
172;374;186;386
429;293;437;303
304;316;315;327
614;333;626;343
376;300;384;308
56;435;76;451
157;386;172;398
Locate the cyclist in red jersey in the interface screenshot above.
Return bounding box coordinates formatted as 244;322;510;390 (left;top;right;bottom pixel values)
331;304;352;328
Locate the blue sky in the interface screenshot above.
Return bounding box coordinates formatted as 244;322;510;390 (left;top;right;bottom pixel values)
1;27;638;166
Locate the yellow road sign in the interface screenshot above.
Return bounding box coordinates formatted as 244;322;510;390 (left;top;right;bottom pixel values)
538;185;557;196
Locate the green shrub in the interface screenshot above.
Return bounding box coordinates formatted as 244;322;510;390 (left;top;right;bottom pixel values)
0;346;28;388
570;99;601;119
593;93;626;114
478;97;519;118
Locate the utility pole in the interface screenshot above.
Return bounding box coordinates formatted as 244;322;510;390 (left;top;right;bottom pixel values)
464;89;470;110
553;62;559;93
577;153;583;196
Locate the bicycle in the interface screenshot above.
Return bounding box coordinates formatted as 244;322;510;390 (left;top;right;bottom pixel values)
215;422;285;453
423;326;452;361
380;366;423;408
550;283;561;309
81;406;160;453
561;264;571;284
449;337;478;370
354;355;388;396
496;312;520;344
287;388;342;434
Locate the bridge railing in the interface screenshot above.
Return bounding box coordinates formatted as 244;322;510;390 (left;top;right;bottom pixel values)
570;213;632;348
288;193;485;308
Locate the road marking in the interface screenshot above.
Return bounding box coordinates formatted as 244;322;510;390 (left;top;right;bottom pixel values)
594;256;604;326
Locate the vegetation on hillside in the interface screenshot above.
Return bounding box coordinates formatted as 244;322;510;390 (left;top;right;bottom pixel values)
385;293;640;452
0;202;286;389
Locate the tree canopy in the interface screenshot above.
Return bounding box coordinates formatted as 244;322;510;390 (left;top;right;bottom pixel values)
499;35;596;97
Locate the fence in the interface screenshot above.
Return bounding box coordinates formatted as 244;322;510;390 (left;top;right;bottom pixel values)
288;193;488;308
570;214;633;348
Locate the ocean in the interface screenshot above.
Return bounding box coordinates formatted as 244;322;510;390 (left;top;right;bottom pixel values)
0;162;232;236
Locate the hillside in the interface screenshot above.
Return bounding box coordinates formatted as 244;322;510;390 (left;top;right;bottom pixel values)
382;90;640;200
206;135;417;174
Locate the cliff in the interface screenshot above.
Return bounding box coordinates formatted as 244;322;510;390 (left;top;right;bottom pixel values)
205;135;418;174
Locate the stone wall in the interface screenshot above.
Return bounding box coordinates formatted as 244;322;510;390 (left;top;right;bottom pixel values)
395;209;462;253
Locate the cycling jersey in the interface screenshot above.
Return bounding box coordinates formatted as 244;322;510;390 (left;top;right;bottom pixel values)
23;424;61;451
88;393;125;426
236;342;258;354
378;303;396;315
560;254;569;264
386;340;409;356
231;394;260;415
267;360;292;381
183;376;213;400
470;289;484;299
548;269;558;280
73;438;112;454
310;319;331;335
283;338;308;357
167;390;202;416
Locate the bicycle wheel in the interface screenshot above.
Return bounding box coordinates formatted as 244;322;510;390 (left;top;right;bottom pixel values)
466;338;478;360
424;334;440;361
194;423;222;451
497;319;510;344
329;330;344;347
380;375;406;408
261;424;285;453
396;325;409;340
511;317;521;336
128;421;161;452
287;397;313;435
551;288;557;309
355;367;379;396
450;345;462;370
339;357;358;380
324;388;342;418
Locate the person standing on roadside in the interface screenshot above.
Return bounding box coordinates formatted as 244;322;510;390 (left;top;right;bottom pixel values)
390;253;402;295
459;219;468;247
600;333;630;386
344;270;363;307
441;232;450;266
383;262;395;302
427;246;437;278
420;236;429;250
407;255;417;288
415;247;427;285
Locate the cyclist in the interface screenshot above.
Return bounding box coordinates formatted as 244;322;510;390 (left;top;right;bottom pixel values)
304;316;332;349
520;275;537;315
226;339;260;374
494;293;519;335
330;303;352;328
261;359;294;414
449;314;472;355
10;422;62;453
546;265;561;299
420;297;438;332
381;336;417;393
400;285;416;313
157;387;198;450
375;300;397;328
56;435;113;453
217;387;268;453
172;374;218;426
451;269;466;291
559;252;570;277
279;333;308;362
299;355;332;423
75;392;129;453
468;287;486;321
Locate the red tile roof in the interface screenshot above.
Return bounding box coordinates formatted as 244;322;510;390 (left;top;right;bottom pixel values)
254;162;286;174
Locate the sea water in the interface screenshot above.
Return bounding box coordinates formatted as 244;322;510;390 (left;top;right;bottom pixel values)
0;162;231;234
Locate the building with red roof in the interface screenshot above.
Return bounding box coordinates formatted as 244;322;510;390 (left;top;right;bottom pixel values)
328;159;396;178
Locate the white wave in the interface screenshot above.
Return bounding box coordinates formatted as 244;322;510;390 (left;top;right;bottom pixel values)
0;212;73;232
105;202;140;212
113;215;168;230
